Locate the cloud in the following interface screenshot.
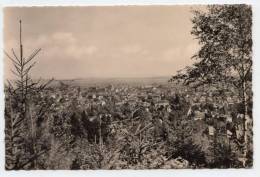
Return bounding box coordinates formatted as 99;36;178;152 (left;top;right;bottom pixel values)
67;45;98;59
121;44;143;54
50;33;98;58
162;47;182;62
4;6;201;79
84;46;98;55
39;32;99;60
52;32;76;44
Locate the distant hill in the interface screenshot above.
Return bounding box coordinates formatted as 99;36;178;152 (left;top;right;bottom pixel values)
51;76;171;87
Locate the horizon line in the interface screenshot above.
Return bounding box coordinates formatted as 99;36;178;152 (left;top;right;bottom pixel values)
4;75;173;81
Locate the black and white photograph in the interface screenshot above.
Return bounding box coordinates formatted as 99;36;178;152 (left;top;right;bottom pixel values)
1;2;257;173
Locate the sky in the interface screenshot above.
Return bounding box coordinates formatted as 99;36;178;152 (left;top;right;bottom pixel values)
3;6;202;79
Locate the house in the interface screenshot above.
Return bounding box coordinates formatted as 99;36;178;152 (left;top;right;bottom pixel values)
155;100;169;107
194;110;205;120
208;126;215;136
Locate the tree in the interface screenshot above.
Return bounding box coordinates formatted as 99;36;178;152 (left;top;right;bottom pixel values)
5;20;53;169
170;4;252;149
170;5;252;96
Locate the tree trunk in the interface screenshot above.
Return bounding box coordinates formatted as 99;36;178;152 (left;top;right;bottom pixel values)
99;116;102;151
28;101;37;168
241;80;247;133
241;80;249;160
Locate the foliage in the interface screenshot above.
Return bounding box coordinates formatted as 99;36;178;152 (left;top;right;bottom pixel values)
5;20;53;170
170;4;252;92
